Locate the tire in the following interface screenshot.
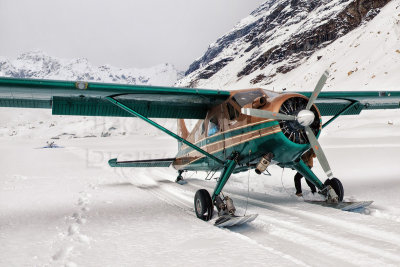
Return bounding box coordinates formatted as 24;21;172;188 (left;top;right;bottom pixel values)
194;189;213;221
325;178;344;202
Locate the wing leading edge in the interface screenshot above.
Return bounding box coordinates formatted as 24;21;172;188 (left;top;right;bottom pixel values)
296;91;400;116
0;77;230;119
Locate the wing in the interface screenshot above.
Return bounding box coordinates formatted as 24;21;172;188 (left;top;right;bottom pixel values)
297;91;400;116
0;77;230;119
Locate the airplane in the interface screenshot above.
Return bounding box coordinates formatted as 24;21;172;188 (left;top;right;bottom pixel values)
1;71;400;225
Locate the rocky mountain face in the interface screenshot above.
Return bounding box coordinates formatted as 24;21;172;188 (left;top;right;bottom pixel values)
0;51;183;86
177;0;391;88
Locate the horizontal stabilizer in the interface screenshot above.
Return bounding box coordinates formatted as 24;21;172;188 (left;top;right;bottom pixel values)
108;158;175;168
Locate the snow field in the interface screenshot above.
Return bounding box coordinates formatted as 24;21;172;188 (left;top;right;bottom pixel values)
1;107;400;266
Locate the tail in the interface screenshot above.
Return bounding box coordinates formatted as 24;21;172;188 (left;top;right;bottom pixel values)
177;119;189;149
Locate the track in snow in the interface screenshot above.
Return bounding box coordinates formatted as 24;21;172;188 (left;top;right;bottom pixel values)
131;172;400;267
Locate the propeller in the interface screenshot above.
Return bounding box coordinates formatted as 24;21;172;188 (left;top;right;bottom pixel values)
304;126;333;179
241;108;296;121
241;70;334;179
305;69;329;110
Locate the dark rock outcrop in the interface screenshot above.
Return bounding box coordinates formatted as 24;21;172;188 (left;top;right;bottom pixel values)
180;0;391;86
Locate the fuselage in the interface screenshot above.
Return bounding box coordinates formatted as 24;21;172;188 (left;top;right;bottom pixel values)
172;88;321;173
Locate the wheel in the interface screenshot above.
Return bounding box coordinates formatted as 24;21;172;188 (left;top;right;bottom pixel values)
325;178;344;202
194;189;213;221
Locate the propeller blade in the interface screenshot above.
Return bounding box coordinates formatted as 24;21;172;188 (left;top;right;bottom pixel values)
306;70;329;110
241;108;296;121
304;126;334;179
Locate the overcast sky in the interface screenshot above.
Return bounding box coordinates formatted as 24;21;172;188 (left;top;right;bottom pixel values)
0;0;265;71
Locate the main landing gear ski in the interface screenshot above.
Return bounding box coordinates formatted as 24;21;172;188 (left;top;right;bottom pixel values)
305;200;373;212
193;189;258;227
213;195;258;227
194;152;258;227
309;178;373;212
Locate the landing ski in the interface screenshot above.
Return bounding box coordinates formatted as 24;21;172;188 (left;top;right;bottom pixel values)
305;200;373;212
176;179;188;185
214;214;258;227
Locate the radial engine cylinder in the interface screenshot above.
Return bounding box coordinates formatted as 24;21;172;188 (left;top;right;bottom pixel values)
252;96;267;109
255;153;274;175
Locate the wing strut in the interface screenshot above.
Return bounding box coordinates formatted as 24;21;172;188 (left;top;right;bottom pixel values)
105;96;225;166
322;101;360;129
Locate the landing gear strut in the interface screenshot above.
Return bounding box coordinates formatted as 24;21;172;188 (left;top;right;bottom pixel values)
291;160;344;203
193;152;240;222
214;195;236;216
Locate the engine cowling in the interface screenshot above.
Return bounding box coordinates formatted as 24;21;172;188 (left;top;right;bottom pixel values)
278;96;320;144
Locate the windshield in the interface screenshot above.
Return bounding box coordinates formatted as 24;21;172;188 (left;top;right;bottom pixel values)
232;90;264;107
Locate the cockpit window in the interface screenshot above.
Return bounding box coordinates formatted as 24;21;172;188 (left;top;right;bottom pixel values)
262;89;280;98
232;90;265;107
208;116;220;136
194;120;205;141
227;102;240;120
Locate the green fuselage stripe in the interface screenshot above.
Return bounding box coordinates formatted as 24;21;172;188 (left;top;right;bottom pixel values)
177;120;278;157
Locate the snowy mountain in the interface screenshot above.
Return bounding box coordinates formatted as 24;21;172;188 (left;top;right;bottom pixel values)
177;0;398;91
0;52;182;139
0;51;183;86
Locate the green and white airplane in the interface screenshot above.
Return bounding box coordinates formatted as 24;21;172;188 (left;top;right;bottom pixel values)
1;71;399;225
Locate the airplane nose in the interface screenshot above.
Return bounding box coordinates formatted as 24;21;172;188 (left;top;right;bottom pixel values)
297;109;315;127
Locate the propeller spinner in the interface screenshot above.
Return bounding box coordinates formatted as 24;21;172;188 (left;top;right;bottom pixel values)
241;70;334;179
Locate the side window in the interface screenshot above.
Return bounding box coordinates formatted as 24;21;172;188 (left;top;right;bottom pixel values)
195;121;205;141
227;102;240;120
207;116;220;136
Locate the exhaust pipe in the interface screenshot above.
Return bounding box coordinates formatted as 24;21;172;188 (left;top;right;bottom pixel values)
255;153;273;175
252;96;267;109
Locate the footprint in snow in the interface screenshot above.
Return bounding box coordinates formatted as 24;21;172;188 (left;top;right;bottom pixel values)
77;197;89;206
77;234;91;244
68;224;80;236
65;261;78;267
71;213;86;225
52;246;74;261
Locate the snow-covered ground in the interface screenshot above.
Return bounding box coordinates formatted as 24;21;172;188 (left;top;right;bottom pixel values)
1;107;400;266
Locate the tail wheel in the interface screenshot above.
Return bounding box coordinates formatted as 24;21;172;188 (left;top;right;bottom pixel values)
194;189;213;221
325;178;344;202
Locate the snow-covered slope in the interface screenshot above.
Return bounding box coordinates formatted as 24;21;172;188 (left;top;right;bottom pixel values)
177;0;398;91
0;51;182;86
